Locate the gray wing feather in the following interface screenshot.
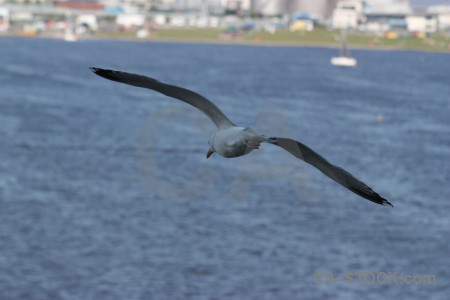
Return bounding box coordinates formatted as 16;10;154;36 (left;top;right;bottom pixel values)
268;137;392;206
90;67;235;128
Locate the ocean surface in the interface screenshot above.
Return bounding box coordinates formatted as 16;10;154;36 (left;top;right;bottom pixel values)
0;37;449;300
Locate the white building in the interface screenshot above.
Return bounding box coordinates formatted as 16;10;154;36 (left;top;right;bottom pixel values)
251;0;284;16
288;0;338;21
437;13;450;31
332;0;416;31
116;14;146;27
76;14;98;31
407;15;437;33
363;0;412;15
221;0;251;13
331;0;363;29
428;5;450;31
249;0;338;19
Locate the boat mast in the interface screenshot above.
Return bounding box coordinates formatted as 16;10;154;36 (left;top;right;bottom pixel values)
341;29;350;57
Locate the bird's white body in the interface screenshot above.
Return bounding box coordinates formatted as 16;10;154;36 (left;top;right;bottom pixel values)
210;126;266;158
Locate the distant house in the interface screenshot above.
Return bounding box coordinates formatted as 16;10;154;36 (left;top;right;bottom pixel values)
250;0;284;16
169;15;187;27
364;13;408;33
407;14;438;33
77;14;98;31
152;14;167;26
428;5;450;32
332;0;424;33
331;0;363;29
116;14;146;28
290;12;314;31
437;13;450;31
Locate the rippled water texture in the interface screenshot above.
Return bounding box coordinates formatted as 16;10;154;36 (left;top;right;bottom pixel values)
0;37;449;299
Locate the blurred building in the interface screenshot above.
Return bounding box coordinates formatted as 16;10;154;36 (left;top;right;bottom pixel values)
286;0;338;21
406;13;437;33
428;4;450;31
99;0;152;12
363;0;413;32
248;0;338;19
331;0;364;29
290;12;314;31
220;0;251;14
331;0;416;31
364;0;412;14
250;0;284;16
0;7;10;31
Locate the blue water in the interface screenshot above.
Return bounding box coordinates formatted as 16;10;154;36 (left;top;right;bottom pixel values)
0;37;449;300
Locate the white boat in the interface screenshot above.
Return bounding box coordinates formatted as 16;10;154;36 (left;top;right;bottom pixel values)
331;56;357;67
331;30;357;67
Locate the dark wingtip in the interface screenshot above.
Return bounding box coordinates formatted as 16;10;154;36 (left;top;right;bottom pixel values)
374;191;393;207
89;67;120;82
375;193;393;207
90;67;104;74
381;198;394;207
348;186;393;207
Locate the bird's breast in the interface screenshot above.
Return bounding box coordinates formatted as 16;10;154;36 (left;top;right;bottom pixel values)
212;127;250;158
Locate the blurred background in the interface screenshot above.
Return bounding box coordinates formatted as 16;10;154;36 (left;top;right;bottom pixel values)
0;0;449;299
0;0;449;51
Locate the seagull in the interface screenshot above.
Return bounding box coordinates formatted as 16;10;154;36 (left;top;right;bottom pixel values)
90;67;393;207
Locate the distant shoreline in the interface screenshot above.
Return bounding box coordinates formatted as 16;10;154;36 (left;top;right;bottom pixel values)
2;32;450;54
84;35;450;54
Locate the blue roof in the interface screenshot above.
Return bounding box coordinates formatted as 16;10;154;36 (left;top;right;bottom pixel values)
292;12;312;20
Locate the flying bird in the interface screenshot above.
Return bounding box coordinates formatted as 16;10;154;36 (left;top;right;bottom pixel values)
90;67;392;207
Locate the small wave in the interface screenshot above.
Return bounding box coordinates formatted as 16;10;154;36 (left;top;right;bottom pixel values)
4;65;40;77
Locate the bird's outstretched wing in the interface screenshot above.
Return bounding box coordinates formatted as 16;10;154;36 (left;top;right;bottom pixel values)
267;137;392;206
90;67;235;129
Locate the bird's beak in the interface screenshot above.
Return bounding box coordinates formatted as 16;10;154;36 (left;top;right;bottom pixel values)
206;149;214;159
